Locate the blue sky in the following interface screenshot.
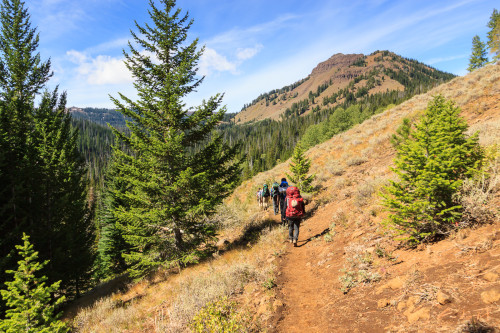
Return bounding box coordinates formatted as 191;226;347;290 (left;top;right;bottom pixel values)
25;0;497;113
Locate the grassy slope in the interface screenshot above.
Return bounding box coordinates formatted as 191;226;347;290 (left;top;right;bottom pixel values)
68;63;499;332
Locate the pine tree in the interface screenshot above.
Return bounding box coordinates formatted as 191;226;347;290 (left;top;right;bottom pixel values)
108;0;241;279
286;143;315;193
95;154;131;279
467;35;489;72
0;234;68;333
0;0;52;291
31;89;94;297
382;95;483;244
487;9;500;61
0;0;92;298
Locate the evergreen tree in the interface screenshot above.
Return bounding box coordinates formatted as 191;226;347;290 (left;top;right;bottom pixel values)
0;0;92;298
0;0;52;284
467;35;488;72
487;9;500;61
286;143;315;193
0;234;68;333
31;89;94;297
109;0;241;279
95;154;131;279
382;95;483;244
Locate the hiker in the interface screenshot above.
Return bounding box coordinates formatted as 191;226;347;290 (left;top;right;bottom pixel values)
271;181;280;215
256;188;263;208
278;178;289;225
262;183;271;210
286;186;306;247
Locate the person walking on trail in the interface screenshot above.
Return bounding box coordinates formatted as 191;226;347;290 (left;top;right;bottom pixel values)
271;182;280;215
262;183;271;211
285;186;306;247
256;188;263;208
278;178;289;225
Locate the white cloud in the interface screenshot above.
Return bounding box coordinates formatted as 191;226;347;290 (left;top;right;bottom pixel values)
236;44;263;61
66;50;133;85
199;48;237;76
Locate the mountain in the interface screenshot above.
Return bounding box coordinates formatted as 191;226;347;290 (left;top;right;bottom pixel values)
68;107;128;129
68;51;458;183
235;50;455;123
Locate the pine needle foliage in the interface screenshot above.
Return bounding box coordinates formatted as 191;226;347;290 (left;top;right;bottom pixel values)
382;95;483;245
108;0;241;279
467;35;489;72
487;9;500;61
0;234;68;333
0;0;92;298
286;143;315;193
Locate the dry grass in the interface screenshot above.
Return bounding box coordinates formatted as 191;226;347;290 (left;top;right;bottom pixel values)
72;205;286;332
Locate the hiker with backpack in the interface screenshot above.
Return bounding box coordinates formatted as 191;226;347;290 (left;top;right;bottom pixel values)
256;188;263;208
285;186;306;247
271;182;280;215
262;183;271;210
278;178;289;225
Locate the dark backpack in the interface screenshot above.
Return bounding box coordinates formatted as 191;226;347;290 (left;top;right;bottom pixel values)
262;184;270;197
272;182;280;197
285;186;304;218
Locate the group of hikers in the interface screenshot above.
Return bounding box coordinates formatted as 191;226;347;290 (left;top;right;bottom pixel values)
256;178;306;247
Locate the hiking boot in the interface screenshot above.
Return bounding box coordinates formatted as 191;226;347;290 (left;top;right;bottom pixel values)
293;239;297;247
288;239;293;243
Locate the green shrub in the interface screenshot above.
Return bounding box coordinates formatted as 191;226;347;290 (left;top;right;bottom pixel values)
190;297;250;333
382;95;483;244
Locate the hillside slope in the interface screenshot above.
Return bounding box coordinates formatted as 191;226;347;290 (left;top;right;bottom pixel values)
231;62;500;332
68;63;499;332
234;51;454;123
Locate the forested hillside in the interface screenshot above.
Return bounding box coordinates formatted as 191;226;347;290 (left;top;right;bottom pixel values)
72;51;456;182
222;51;456;179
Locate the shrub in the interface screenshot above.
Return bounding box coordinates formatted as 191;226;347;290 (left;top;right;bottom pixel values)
190;297;250;333
382;95;483;244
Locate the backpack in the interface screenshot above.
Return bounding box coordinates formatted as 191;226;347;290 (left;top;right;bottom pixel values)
285;186;304;218
272;182;280;197
262;184;270;197
278;183;288;199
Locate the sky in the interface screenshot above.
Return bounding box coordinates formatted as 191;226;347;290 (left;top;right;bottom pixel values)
24;0;497;113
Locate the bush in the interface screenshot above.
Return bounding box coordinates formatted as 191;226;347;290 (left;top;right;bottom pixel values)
382;95;483;244
190;297;250;333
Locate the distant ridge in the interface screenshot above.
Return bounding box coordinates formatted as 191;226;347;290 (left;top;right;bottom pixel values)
235;50;455;123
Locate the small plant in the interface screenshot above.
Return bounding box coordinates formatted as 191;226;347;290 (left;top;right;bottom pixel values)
375;245;396;261
458;316;496;333
190;297;250;333
324;233;334;243
339;243;381;293
339;269;357;294
262;277;276;290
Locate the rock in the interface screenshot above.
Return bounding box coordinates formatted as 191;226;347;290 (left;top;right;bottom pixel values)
376;276;405;294
397;301;406;311
483;272;499;282
377;299;390;308
436;291;452;305
366;247;376;254
351;230;364;239
406;307;430;323
267;257;276;263
481;288;500;304
216;238;230;249
387;276;404;289
272;299;284;309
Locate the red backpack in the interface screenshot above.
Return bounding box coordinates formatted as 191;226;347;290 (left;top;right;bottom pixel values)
285;186;304;218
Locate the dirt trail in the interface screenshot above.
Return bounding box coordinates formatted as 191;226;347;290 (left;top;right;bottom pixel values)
273;212;339;333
